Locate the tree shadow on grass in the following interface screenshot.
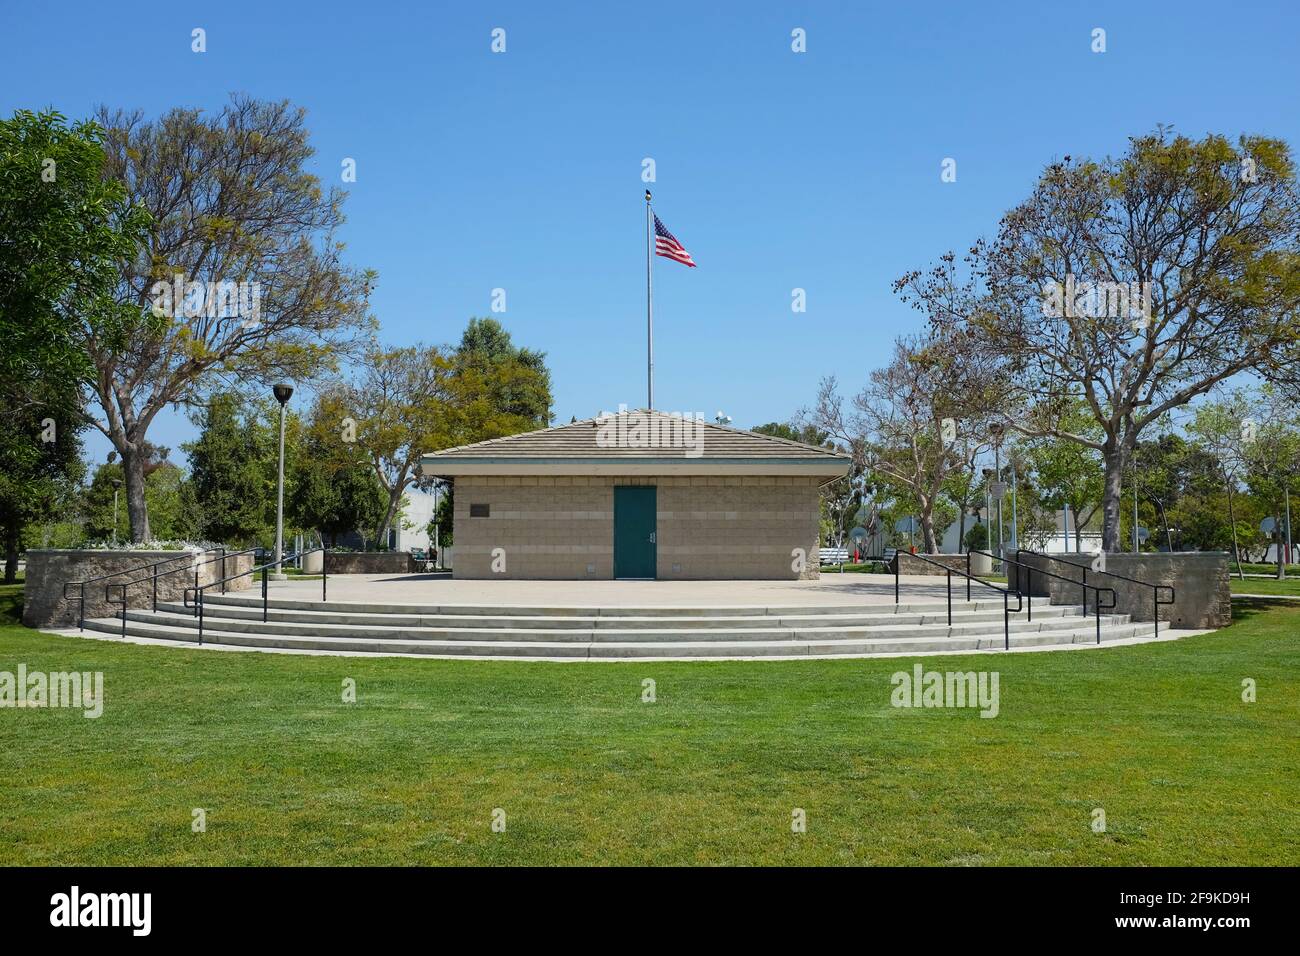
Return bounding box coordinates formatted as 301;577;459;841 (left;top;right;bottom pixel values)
1231;595;1299;626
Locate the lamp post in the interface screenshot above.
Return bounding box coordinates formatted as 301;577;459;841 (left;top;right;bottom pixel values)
271;382;294;580
111;479;122;545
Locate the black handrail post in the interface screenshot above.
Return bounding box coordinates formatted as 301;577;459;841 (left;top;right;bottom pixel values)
965;551;971;602
322;549;328;602
893;552;899;605
1027;567;1033;622
152;564;159;612
1096;596;1101;644
946;570;952;626
198;594;204;645
1153;592;1159;638
1080;568;1087;618
221;547;227;594
262;564;269;623
1003;592;1009;651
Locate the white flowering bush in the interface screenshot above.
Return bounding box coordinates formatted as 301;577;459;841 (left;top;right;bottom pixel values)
76;540;222;553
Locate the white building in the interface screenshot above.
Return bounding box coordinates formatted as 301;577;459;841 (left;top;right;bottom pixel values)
386;485;444;552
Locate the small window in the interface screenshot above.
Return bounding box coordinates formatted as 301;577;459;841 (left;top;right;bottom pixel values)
470;503;490;518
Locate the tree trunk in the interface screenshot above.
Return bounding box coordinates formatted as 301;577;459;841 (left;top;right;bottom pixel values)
3;526;18;584
1100;441;1127;552
1276;511;1286;580
1224;472;1244;579
120;443;151;543
375;490;402;551
920;498;939;554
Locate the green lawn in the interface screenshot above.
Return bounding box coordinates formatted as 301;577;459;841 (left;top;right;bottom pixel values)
1230;577;1300;597
0;581;1296;866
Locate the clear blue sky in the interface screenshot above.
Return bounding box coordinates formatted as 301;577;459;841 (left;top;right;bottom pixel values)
4;0;1299;465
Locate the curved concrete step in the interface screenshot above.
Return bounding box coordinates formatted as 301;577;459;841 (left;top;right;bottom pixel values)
198;593;1023;618
116;607;1118;643
81;614;1154;659
153;599;1080;631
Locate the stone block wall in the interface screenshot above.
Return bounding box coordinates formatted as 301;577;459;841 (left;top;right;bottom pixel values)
23;549;254;629
324;552;417;574
894;553;970;577
1006;551;1230;629
451;474;823;580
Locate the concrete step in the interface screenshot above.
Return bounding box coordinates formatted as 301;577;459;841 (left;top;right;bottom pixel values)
198;593;1024;618
153;600;1080;631
80;615;1158;659
118;607;1119;643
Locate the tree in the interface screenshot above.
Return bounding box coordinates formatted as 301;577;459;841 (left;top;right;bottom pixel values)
428;484;454;549
322;342;456;549
85;95;374;541
1022;403;1105;551
331;322;554;548
290;404;387;547
812;331;1002;553
1192;387;1300;577
81;459;194;544
0;110;144;571
900;130;1300;551
454;317;552;428
0;405;84;581
183;394;279;546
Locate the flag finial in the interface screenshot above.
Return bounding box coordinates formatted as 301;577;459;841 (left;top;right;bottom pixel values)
645;189;652;203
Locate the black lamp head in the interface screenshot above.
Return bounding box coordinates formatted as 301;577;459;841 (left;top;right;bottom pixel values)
272;382;294;406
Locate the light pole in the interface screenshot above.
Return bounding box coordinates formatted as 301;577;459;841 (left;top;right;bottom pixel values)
271;382;294;580
990;425;1005;561
111;479;122;545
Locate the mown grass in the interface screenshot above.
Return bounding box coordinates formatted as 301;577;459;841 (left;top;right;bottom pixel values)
0;581;1296;866
1230;577;1300;596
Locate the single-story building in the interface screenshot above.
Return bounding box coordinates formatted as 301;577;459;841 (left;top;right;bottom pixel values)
418;409;851;580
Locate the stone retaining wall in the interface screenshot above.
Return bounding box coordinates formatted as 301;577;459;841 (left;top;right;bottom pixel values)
23;549;254;629
1006;551;1230;629
324;551;417;574
893;553;970;576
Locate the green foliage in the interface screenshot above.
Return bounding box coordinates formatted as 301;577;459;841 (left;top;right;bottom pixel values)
0;109;146;575
81;461;196;543
182;394;279;546
290;429;386;548
963;522;989;552
454;317;552;428
86;95;374;541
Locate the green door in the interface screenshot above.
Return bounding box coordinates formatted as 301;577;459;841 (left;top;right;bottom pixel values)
614;486;657;579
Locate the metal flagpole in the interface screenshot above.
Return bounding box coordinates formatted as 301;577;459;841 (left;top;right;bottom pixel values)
646;190;654;410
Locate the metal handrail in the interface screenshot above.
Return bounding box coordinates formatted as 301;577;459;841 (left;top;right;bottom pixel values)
104;548;259;639
1014;549;1175;638
894;550;1023;650
62;547;225;631
969;549;1117;645
183;548;328;645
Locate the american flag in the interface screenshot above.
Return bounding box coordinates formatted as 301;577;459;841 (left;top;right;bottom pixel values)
654;214;696;267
